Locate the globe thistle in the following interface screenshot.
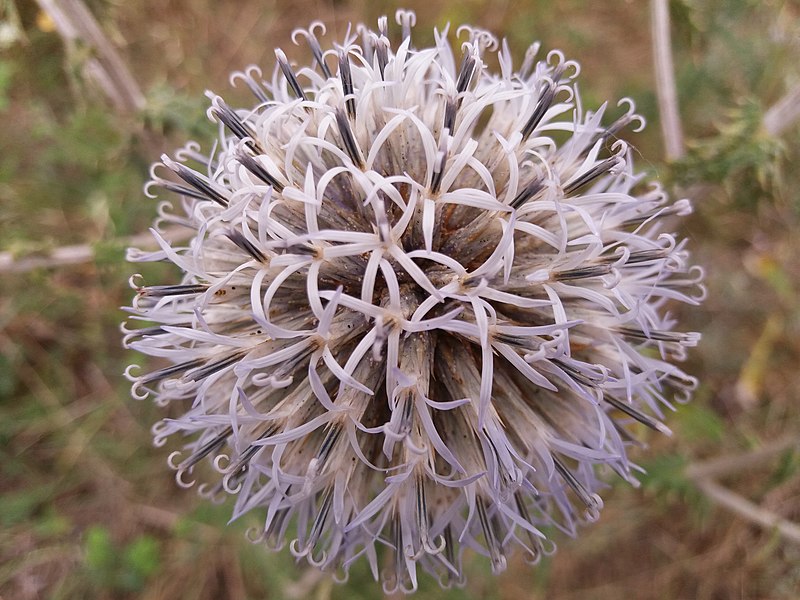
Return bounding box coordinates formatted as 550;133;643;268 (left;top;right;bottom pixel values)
124;11;703;592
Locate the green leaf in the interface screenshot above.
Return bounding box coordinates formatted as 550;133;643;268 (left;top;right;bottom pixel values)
673;404;726;443
84;525;116;586
0;352;17;399
0;486;53;526
639;453;691;495
0;59;14;112
33;509;72;537
120;535;161;591
768;449;800;488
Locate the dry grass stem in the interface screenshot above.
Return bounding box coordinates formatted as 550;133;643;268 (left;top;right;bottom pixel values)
693;478;800;545
763;83;800;137
686;435;800;481
35;0;144;112
0;227;193;274
686;436;800;545
650;0;685;160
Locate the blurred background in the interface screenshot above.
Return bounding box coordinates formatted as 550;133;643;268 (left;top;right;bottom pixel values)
1;0;799;598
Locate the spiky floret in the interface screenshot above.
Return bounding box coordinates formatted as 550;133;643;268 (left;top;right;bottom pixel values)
124;11;703;592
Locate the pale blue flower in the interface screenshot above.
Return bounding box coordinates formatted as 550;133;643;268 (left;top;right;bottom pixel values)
124;11;703;592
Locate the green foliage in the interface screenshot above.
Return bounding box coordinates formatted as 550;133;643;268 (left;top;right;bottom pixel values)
0;352;16;399
672;100;785;207
142;82;209;139
175;501;233;535
672;403;726;444
32;508;72;537
638;454;706;517
0;59;14;111
120;536;162;590
84;526;115;586
0;485;56;527
768;449;800;489
84;525;162;593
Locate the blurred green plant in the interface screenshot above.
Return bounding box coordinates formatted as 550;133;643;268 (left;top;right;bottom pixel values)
83;526;162;593
0;59;14;110
672;100;786;208
141;82;209;139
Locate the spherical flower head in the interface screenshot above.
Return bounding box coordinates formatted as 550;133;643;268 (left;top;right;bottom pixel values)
124;11;703;593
